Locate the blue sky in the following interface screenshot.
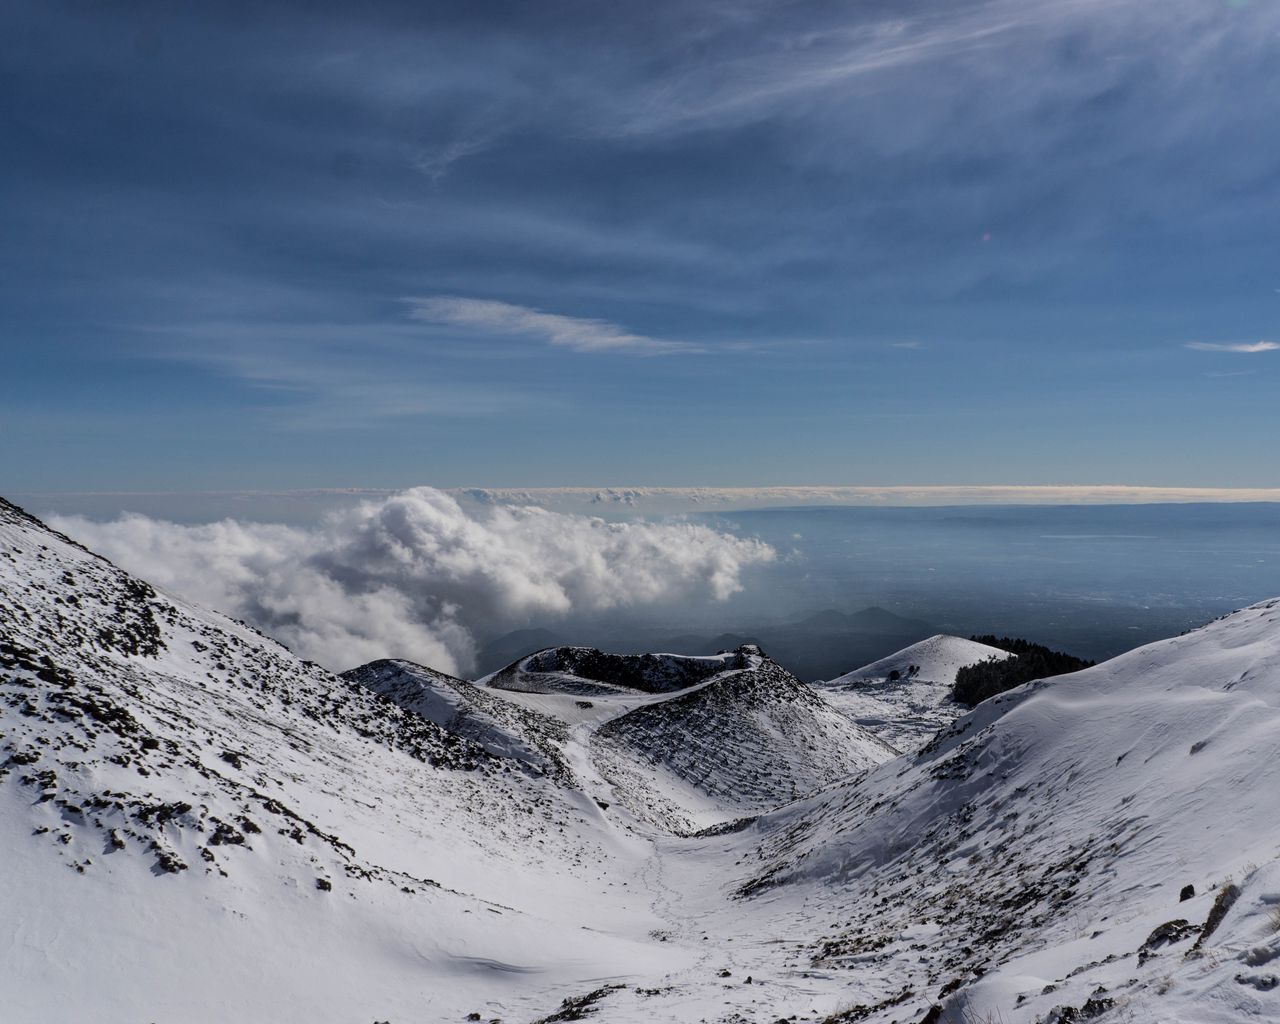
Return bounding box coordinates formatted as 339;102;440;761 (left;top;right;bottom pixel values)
4;0;1279;492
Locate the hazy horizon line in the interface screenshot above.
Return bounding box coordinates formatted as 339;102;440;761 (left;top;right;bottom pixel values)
13;483;1280;513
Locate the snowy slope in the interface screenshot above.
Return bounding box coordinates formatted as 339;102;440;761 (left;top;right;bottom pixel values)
706;599;1280;1023
7;492;1280;1024
0;498;681;1023
590;654;898;832
816;634;1012;751
825;633;1012;688
354;646;898;835
343;658;570;776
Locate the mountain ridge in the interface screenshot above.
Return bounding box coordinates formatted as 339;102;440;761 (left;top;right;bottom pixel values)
0;496;681;1022
590;654;897;832
4;495;1280;1023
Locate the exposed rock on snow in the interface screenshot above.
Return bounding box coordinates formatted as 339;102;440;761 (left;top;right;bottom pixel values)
343;658;572;780
0;497;682;1022
488;644;752;696
590;654;897;831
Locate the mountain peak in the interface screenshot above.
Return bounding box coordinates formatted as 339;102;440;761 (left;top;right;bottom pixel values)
590;656;896;832
7;496;1280;1024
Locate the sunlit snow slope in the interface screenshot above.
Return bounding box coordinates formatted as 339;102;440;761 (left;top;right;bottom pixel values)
5;493;1280;1024
0;498;679;1023
710;602;1280;1023
817;634;1012;751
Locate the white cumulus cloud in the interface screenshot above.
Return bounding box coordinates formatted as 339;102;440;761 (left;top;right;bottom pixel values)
51;487;774;675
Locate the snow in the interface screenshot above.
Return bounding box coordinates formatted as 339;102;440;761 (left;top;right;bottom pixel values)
4;494;1280;1023
0;498;680;1022
825;633;1013;689
343;658;560;769
816;634;1012;751
589;658;896;832
714;598;1280;1021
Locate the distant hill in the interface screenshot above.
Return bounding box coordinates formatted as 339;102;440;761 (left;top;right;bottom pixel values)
474;627;567;675
745;607;938;680
826;634;1013;688
487;645;752;696
815;635;1013;752
646;632;762;655
611;608;939;683
474;607;938;683
792;606;936;635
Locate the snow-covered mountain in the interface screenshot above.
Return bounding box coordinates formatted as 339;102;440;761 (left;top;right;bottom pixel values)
817;634;1012;751
0;497;682;1022
5;494;1280;1024
827;633;1013;688
590;654;896;831
353;645;896;834
710;602;1280;1022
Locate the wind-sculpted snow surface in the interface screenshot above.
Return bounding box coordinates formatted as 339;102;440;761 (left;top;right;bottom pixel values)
6;492;1280;1024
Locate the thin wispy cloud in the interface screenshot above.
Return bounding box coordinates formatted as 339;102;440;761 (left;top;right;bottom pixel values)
140;320;528;425
407;297;698;355
412;135;495;184
7;1;1280;489
605;0;1137;137
458;485;1280;517
1185;341;1279;354
614;14;1013;136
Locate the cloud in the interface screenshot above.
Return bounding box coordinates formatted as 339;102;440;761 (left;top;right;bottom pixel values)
140;315;531;426
406;297;697;355
26;483;1280;529
607;3;1036;137
455;485;1280;518
51;488;774;675
1184;341;1279;353
412;135;495;183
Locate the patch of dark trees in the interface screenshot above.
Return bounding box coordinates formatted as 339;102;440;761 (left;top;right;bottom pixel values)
953;636;1095;706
